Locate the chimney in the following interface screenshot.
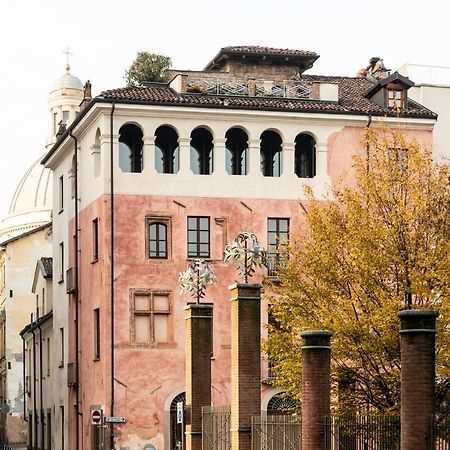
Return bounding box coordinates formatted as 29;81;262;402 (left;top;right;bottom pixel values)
79;80;92;111
358;57;391;82
56;121;67;138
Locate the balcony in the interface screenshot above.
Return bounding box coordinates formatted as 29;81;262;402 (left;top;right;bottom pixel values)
66;267;76;294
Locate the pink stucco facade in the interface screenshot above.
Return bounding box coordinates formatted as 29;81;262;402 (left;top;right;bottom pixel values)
69;124;432;449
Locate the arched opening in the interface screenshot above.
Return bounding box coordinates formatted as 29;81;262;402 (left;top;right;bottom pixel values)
170;392;185;449
225;128;248;175
93;128;101;178
295;133;316;178
190;128;213;175
267;393;300;415
155;126;179;174
260;130;282;177
119;124;143;173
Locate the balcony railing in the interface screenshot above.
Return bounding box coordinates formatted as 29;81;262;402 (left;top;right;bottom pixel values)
186;76;311;99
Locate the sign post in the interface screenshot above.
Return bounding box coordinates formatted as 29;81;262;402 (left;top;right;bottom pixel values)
177;402;184;449
91;409;102;426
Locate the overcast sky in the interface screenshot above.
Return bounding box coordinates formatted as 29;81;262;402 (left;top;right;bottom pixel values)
0;0;449;220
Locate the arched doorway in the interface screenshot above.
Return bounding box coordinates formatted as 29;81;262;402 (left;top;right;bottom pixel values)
169;392;186;449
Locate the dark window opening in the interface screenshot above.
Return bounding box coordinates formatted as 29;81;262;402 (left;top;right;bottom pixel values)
94;308;100;360
148;221;168;259
267;218;289;276
119;124;143;173
260;130;282;177
92;218;99;262
295;134;316;178
190;128;213;175
225;128;248;175
187;216;210;258
155;126;179;174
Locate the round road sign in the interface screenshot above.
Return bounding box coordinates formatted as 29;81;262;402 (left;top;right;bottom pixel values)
91;409;102;425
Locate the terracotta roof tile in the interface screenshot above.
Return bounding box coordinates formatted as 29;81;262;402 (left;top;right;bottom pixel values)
98;76;436;119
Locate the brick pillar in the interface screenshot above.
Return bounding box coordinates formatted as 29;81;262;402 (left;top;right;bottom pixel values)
300;330;333;450
185;303;213;450
398;309;437;450
230;283;262;450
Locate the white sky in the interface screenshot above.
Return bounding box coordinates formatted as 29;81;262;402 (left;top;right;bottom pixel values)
1;0;449;220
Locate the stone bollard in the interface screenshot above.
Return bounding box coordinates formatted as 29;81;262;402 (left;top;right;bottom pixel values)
300;330;333;450
230;283;262;450
398;309;437;450
184;303;213;450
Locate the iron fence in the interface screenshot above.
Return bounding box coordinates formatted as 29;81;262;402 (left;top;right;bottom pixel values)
252;414;301;450
432;414;450;450
324;415;400;450
202;405;231;450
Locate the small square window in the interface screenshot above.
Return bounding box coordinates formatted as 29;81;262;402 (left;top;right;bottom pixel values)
130;290;171;344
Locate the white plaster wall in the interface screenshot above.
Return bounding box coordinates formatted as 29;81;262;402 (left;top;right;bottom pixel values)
50;154;72;450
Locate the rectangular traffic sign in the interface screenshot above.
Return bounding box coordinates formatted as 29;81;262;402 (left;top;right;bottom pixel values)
105;416;126;423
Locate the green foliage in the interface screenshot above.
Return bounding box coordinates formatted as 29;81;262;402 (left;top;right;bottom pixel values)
266;126;450;413
125;52;172;86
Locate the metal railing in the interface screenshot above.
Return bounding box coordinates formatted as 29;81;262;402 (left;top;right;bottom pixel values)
431;414;450;450
252;414;301;450
324;415;400;450
186;76;311;99
202;405;231;450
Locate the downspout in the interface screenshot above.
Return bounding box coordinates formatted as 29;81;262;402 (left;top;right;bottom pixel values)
37;323;44;449
20;334;27;426
31;323;37;449
109;102;116;450
69;131;80;450
366;114;372;173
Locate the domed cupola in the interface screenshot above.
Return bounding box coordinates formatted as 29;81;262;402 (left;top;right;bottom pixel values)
0;157;52;244
47;63;84;147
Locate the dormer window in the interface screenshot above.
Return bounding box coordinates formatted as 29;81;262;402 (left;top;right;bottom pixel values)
365;72;414;111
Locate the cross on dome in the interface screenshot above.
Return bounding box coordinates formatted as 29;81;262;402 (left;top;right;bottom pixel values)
62;45;74;72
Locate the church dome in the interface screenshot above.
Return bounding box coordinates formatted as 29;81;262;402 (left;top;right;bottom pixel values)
0;157;52;244
50;64;83;93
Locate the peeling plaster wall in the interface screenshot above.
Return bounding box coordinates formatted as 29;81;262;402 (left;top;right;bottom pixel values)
2;228;51;443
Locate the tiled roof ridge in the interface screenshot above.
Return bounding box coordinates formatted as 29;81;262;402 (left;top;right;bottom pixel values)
221;45;318;56
96;79;436;120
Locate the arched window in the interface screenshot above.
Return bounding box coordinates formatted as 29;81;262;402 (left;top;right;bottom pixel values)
190;128;213;175
225;128;248;175
170;392;185;450
119;124;143;173
260;130;282;177
148;221;168;259
93;128;101;178
155;126;179;174
267;393;300;415
295;133;316;178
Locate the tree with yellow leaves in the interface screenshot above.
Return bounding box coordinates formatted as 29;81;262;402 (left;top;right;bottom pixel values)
266;126;450;412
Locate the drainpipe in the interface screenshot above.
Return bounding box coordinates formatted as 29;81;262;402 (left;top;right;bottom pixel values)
110;102;116;450
366;114;372;173
20;334;27;426
31;322;37;449
37;323;44;450
69;131;80;450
